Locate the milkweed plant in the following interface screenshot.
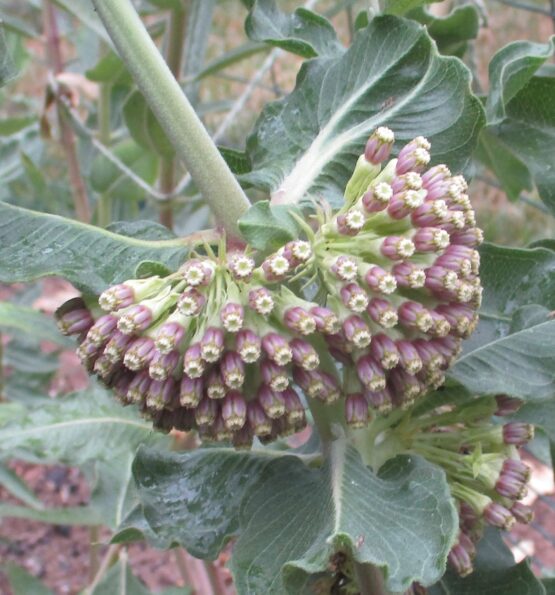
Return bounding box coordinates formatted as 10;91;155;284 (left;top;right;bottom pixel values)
1;1;554;594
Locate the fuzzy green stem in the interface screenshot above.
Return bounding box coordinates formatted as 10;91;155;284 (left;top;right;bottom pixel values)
91;0;251;236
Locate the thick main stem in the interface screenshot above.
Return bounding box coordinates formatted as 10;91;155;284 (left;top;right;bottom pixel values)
91;0;251;236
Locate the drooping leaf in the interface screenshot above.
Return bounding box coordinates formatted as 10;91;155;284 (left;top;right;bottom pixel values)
478;39;555;211
4;564;54;595
243;15;484;206
429;528;544;594
90;138;159;203
0;201;188;293
0;302;71;346
407;5;480;57
123;92;175;159
238;200;302;251
245;0;342;58
450;244;555;400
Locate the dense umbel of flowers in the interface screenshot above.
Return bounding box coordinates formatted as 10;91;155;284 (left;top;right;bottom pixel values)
384;392;534;578
57;128;483;447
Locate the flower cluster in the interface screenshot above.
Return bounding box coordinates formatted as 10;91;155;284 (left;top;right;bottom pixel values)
57;128;482;447
383;392;534;577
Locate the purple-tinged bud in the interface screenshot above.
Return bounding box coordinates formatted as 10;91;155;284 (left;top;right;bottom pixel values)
179;374;203;407
221;351;245;389
220;303;244;333
365;127;394;164
128;370;151;404
434;336;462;362
232;425;253;450
117;305;153;335
149;350;180;381
370;334;399;369
236;329;261;363
181;258;214;286
331;255;359;282
93;355;118;380
343;315;372;348
320;371;341;403
450;228;484;247
113;372;133;404
425;266;458;293
356;356;386;392
503;459;531;481
436;304;475;337
440;210;466;234
503;422;534;446
104;331;133;363
195;397;218;426
448;544;473;578
262;253;290;280
511;501;534;524
365;265;397;294
258;385;286;419
200;327;225;362
391;172;423;193
340;283;369;313
206;368;227;400
495;395;522;417
435;250;473;278
396;141;431;175
247;401;272;436
212;414;233;442
428;311;451;338
411;199;449;227
155;321;186;354
77;340;102;370
389;368;422;405
57;307;94;336
99;284;134;311
458;533;476;560
261;359;290;392
392;262;426;289
178;288;206;316
367;298;397;328
147;377;178;410
459;502;479;528
396;340;423;374
422;164;451;191
344;208;367;232
398;301;433;333
290;338;320;370
87;315;118;346
413;339;445;371
228;253;256;281
281;387;305;423
484;502;515;530
362;182;393;213
381;236;416;260
388;189;426;219
495;472;527;500
310;306;341;334
365;389;393;413
292;367;326;400
336;213;359;236
464;210;477;228
124;337;156;371
248;287;274;316
281;240;312;267
262;333;293;366
284;307;316;335
183;343;205;378
328;346;352;366
413;227;450;253
221;391;247;430
345;393;369;428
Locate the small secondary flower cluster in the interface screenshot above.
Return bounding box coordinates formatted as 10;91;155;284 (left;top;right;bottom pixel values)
56;128;483;446
388;393;534;577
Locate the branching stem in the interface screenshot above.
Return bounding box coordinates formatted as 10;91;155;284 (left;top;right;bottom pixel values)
91;0;251;237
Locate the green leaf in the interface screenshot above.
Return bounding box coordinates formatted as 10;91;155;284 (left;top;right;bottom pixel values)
123;91;175;159
384;0;442;17
479;39;555;212
0;302;70;346
0;502;102;525
232;443;457;593
450;244;555;400
0;463;43;509
407;5;480;57
0;201;188;293
245;0;342;58
429;528;544;594
90;138;159;203
86;50;131;85
0;23;18;87
238;200;302;251
243;15;484;206
192;41;268;82
0;116;36;136
91;559;150;595
147;0;184;10
219;146;252;176
4;563;54;595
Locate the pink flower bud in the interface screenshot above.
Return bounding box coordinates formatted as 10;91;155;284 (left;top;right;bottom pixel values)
206;368;226;400
389;368;422;404
284;307;317;335
340;283;369;313
365;265;397;294
365;127;394;164
262;253;290;280
365;388;393;413
236;329;262;363
495;395;522;417
281;387;305;423
290;338;320;370
155;321;186;354
422;164;451;192
261;359;290;392
370;334;399;369
179;374;203;407
412;227;450;253
221;351;246;389
228;253;255;280
368;298;398;328
392;262;426;289
93;355;118;380
124;337;156;371
387;189;425;219
362;182;393;213
149;350;180;381
511;501;534;524
495;472;527;500
411;199;448;227
331;255;359;282
448;544;473;577
58;307;94;336
503;422;534;446
391;172;423;193
248;287;274;315
450;228;484;247
247;401;272;436
343;315;372;348
178;288;206;316
396;138;431;174
147;377;178;411
396;340;423;374
222;391;247;430
87;315;118;346
182;258;214;286
484;502;515;530
381;236;416;260
425;265;459;293
257;384;286;419
200;327;225;363
128;370;151;404
345;393;369;428
117;305;153;335
398;301;433;333
310;306;341;334
195;397;218;426
356;356;386;392
183;343;205;378
104;331;133;363
262;333;293;365
413;339;445;371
